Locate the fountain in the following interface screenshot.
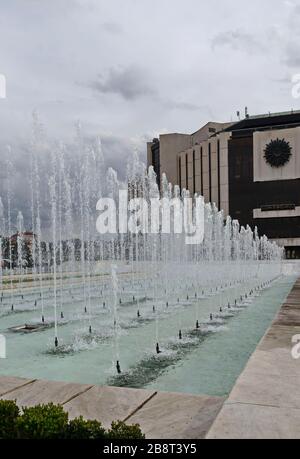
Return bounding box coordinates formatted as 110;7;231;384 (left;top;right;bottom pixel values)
0;120;287;395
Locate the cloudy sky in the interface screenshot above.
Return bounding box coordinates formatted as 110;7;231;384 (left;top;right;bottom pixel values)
0;0;300;168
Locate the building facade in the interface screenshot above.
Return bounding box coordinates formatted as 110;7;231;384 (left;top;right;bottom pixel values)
147;111;300;258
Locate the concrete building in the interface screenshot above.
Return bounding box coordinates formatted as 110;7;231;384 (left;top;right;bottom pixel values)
147;110;300;258
147;122;231;191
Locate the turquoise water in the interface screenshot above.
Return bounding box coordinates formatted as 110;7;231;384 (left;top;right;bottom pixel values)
146;276;295;396
0;274;294;397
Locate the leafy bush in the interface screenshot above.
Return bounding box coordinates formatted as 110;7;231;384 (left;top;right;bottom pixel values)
108;420;145;439
66;416;106;439
0;399;144;439
0;399;19;439
17;403;68;439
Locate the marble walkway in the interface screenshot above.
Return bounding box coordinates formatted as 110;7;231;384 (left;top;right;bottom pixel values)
2;278;299;439
0;375;224;439
207;278;300;439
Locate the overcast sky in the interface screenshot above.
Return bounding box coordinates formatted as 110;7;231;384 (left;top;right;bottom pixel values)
0;0;300;166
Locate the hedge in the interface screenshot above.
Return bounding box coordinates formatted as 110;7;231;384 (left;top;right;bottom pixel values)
0;399;145;439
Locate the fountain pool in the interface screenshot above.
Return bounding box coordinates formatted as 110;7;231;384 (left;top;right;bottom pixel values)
0;122;287;398
0;266;293;397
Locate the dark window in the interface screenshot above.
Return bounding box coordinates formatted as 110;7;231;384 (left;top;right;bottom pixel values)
233;151;252;181
261;204;296;212
208;143;212;202
186;153;188;190
286;247;300;259
179;157;182;189
151;141;160;189
217;140;221;209
200;147;203;196
193;150;196;195
234;153;242;179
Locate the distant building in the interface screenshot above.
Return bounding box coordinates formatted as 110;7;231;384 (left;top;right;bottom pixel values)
147;110;300;258
10;231;36;248
9;232;36;268
147;121;231;191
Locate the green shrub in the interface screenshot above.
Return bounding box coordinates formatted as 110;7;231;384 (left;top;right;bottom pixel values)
108;420;145;439
0;399;19;439
17;403;68;439
0;400;145;439
66;416;106;439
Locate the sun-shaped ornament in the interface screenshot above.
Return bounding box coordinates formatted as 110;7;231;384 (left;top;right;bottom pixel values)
264;138;292;168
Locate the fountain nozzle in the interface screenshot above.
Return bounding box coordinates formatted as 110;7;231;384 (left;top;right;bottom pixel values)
116;361;121;374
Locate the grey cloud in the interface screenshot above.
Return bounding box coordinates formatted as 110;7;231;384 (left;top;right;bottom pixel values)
163;100;201;111
284;44;300;68
270;76;291;84
162;99;213;116
211;29;265;54
102;22;123;35
89;66;156;100
101;135;141;179
0;130;147;231
0;0;297;202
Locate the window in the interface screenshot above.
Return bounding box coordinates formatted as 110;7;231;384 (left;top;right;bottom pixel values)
178;157;182;189
200;147;203;196
193;150;195;194
186;153;188;190
208;143;212;202
217;140;220;209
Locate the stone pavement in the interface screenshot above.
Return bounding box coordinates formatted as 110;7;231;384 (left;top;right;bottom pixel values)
0;375;224;439
206;278;300;439
2;278;299;439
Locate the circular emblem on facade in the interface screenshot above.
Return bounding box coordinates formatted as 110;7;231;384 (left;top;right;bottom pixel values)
264;138;292;168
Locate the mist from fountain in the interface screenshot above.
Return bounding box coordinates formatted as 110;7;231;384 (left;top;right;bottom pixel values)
0;118;284;380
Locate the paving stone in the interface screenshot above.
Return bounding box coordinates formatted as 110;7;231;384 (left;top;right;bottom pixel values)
0;379;92;407
207;403;300;439
0;376;34;397
64;385;156;429
206;278;300;439
128;391;225;439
